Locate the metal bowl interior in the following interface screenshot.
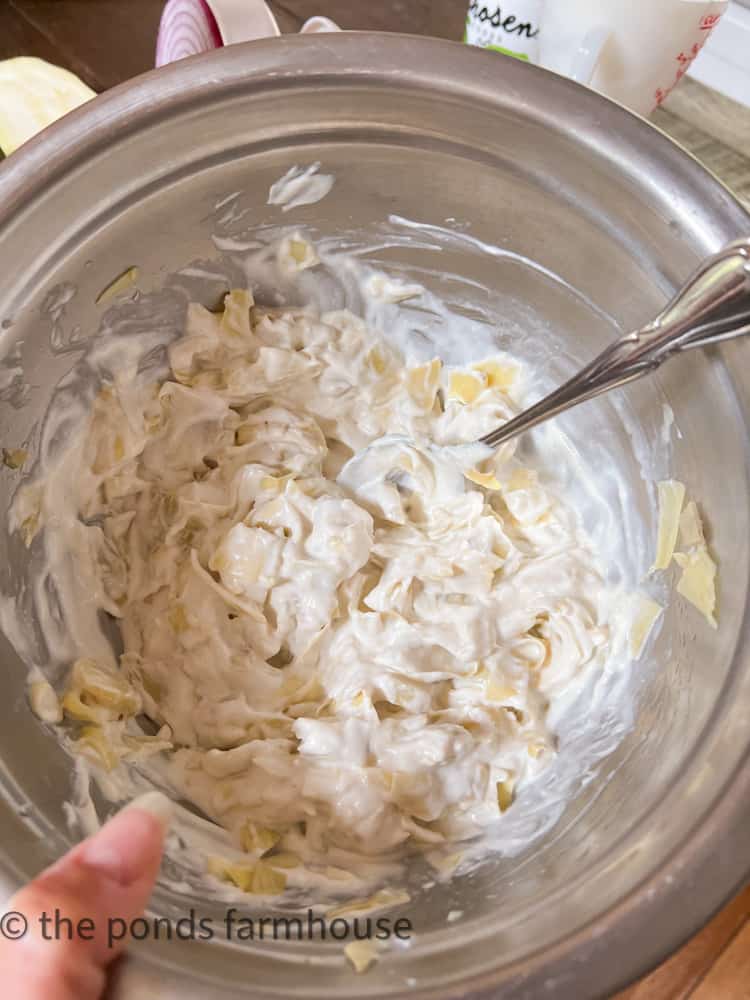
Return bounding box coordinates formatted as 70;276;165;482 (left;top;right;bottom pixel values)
0;33;749;1000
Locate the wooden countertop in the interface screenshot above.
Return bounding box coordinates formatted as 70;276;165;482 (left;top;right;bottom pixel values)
1;2;749;996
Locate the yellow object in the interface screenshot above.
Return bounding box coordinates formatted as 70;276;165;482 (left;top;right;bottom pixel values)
14;483;43;547
679;500;706;549
406;359;442;410
2;448;27;470
345;941;378;974
496;779;515;813
0;57;95;155
259;473;294;493
473;359;518;390
207;857;287;896
651;480;686;572
428;851;463;874
629;595;663;657
96;267;139;306
76;725;119;772
239;822;280;856
62;658;141;723
221;289;254;338
368;347;388;374
464;469;502;491
674;548;718;629
29;680;62;724
448;372;484;404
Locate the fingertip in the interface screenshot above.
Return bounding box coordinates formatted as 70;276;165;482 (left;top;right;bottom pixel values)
121;791;174;835
2;792;175;983
79;794;171;888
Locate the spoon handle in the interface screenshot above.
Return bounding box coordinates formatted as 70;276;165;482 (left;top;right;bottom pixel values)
480;238;750;450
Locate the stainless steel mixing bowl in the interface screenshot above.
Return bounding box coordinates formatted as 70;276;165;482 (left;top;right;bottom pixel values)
0;33;749;1000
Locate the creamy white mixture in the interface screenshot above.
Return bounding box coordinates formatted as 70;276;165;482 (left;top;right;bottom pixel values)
14;258;618;888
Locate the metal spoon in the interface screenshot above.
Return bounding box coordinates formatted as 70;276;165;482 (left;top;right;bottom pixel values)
480;238;750;451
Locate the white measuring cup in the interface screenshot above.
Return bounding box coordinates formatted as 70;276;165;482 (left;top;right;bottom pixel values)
209;1;340;41
537;0;729;117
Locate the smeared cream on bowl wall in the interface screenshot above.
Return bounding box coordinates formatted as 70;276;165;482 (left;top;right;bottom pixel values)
1;169;715;913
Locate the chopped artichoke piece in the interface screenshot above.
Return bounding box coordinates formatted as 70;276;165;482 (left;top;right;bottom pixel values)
62;690;106;724
629;595;663;657
679;500;706;550
259;473;294;493
221;290;254;338
448;372;484;404
249;862;289;895
239;822;281;856
406;359;441;411
29;679;62;724
651;480;686;572
496;779;515;813
2;448;27;470
72;659;139;710
278;234;319;273
76;725;119;771
208;857;287;896
63;658;140;722
207;857;251;890
366;275;423;303
473;359;517;390
345;940;378;974
428;852;463;875
464;469;501;491
96;267;139;306
367;347;388;375
21;513;40;547
674;548;718;629
14;483;43;546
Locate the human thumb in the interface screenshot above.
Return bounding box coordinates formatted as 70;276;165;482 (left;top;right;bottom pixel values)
0;791;172;1000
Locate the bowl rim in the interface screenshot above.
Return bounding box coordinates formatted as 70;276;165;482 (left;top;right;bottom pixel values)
1;31;749;1000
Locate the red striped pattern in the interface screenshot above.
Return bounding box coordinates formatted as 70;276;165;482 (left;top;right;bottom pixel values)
156;0;222;67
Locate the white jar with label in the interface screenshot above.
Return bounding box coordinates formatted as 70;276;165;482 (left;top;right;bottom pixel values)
464;1;542;62
538;0;729;117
